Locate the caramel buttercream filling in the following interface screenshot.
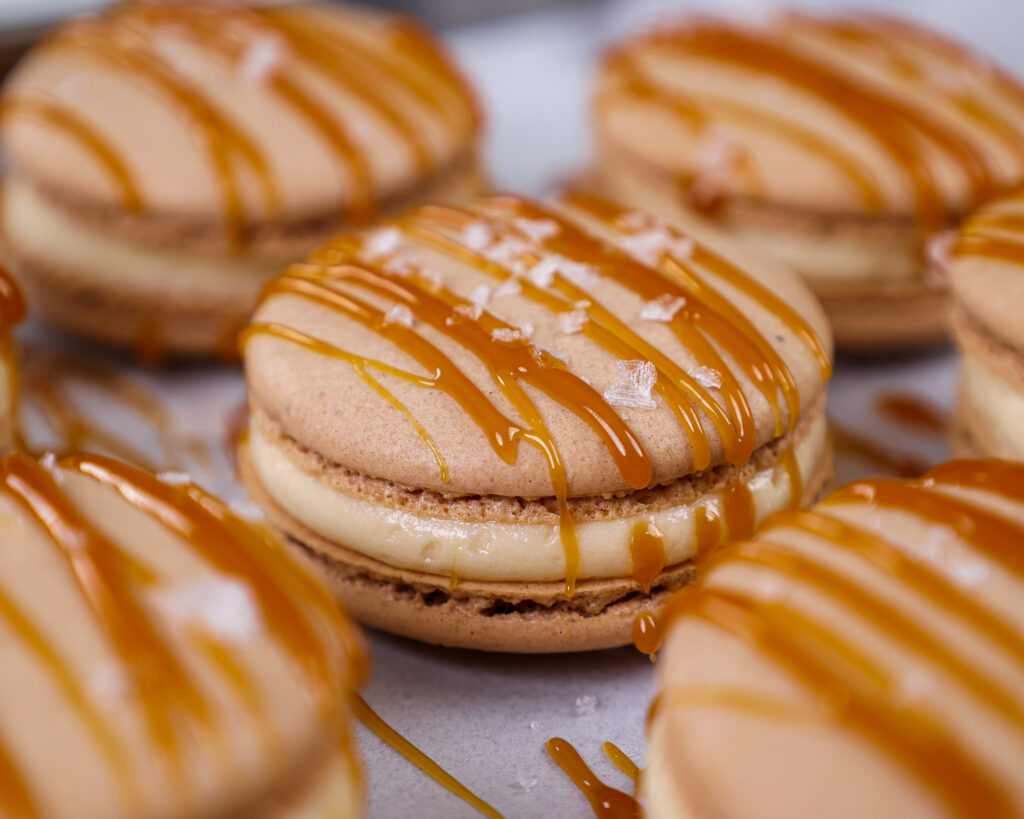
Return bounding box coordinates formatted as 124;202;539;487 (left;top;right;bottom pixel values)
247;411;826;584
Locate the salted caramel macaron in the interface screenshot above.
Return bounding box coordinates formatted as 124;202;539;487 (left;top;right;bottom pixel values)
947;192;1024;460
0;451;367;818
239;191;833;653
0;1;482;361
0;265;24;451
643;459;1024;818
590;13;1024;352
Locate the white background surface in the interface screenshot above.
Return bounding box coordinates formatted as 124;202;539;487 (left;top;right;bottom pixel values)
7;0;1004;816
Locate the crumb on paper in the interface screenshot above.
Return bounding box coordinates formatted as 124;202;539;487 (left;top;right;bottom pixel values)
574;694;599;716
383;304;415;328
640;294;686;322
516;773;539;793
603;360;658;409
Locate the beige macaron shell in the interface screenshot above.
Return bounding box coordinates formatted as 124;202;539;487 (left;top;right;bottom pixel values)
948;195;1024;353
245;197;831;498
595;16;1024;216
2;3;477;224
0;464;359;819
649;483;1024;818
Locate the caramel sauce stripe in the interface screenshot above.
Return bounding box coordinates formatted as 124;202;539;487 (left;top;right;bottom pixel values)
546;737;641;819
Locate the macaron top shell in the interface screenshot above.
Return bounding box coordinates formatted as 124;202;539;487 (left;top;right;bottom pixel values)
244;193;831;498
0;452;365;819
651;459;1024;818
1;1;480;230
947;189;1024;351
594;13;1024;219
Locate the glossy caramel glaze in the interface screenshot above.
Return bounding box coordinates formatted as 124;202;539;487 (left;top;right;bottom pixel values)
0;451;365;818
245;193;829;594
1;1;479;246
647;458;1024;817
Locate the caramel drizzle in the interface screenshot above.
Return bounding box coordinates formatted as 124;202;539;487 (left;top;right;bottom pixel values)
617;19;1009;230
8;1;477;243
601;742;639;783
952;196;1024;264
352;694;503;819
628;521;666;593
875;391;948;436
546;738;641;819
0;452;364;813
0;94;142;212
250;195;827;592
648;459;1024;817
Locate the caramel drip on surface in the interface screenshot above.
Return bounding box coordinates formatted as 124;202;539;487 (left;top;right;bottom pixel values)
637;23;1000;228
546;738;641;819
64;453;366;698
875;392;948;435
601;742;639;783
0;454;214;780
0;95;142;212
778;444;803;507
668;589;1013;818
632;611;660;658
829;420;931;478
352;694;503;819
628;521;666;593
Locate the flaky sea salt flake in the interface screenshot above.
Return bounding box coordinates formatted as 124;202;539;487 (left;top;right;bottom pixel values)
603;360;657;409
559;308;588;335
238;34;287;84
383;304;415;328
494;278;522;298
468;285;491;306
513;217;559;241
686;364;722;390
364;226;402;259
152;579;262;642
157;470;192;486
640;294;686;322
461;222;493;251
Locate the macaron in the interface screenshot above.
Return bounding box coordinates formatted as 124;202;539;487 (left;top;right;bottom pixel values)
0;0;482;362
947;191;1024;460
0;264;24;451
0;451;366;818
239;191;833;653
643;459;1024;818
589;12;1024;352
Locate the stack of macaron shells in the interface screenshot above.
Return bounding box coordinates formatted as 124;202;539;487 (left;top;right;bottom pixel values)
240;190;833;652
0;0;482;360
947;191;1024;460
0;451;366;819
642;459;1024;818
590;12;1024;351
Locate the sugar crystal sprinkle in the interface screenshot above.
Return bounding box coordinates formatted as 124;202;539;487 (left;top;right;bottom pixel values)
603;360;658;409
640;294;686;322
383;304;415;327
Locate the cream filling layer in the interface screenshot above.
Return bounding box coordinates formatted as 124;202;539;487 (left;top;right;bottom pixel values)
249;415;827;583
961;353;1024;459
2;178;301;301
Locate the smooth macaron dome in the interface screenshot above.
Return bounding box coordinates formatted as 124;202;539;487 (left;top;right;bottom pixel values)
642;459;1024;818
0;451;366;819
240;191;833;652
0;265;25;451
0;0;482;360
946;191;1024;460
591;12;1024;351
